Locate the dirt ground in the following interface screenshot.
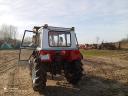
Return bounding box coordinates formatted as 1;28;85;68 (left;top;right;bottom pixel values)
0;50;128;96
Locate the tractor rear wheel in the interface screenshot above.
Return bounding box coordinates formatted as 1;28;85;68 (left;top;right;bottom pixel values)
64;60;83;85
32;59;47;91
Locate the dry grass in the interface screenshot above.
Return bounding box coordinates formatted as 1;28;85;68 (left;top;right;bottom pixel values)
81;49;128;60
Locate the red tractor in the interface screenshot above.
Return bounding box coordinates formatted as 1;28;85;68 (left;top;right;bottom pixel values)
19;24;83;91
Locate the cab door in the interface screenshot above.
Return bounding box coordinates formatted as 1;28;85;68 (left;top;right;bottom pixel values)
18;30;36;62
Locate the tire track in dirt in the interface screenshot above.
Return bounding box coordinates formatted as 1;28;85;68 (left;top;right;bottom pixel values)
82;57;128;83
0;58;17;75
2;61;40;96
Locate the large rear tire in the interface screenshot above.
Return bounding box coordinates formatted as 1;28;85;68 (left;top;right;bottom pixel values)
64;60;83;85
32;59;47;91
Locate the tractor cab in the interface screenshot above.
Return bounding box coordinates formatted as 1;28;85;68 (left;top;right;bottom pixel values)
33;25;78;50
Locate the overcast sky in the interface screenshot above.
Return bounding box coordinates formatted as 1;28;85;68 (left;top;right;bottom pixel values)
0;0;128;44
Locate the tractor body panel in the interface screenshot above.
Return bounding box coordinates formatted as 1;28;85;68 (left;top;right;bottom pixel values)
37;50;82;63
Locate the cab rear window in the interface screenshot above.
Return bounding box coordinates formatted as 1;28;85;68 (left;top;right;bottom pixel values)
48;31;71;47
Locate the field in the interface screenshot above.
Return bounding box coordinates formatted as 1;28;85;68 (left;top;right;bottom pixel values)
0;49;128;96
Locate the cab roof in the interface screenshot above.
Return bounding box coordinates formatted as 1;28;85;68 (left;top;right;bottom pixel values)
33;24;74;32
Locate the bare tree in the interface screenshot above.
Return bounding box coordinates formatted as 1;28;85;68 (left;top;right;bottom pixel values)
0;24;17;40
9;25;17;39
96;36;100;44
0;24;9;40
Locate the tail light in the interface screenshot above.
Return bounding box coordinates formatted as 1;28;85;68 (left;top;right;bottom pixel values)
61;50;66;55
40;54;50;60
39;50;51;61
